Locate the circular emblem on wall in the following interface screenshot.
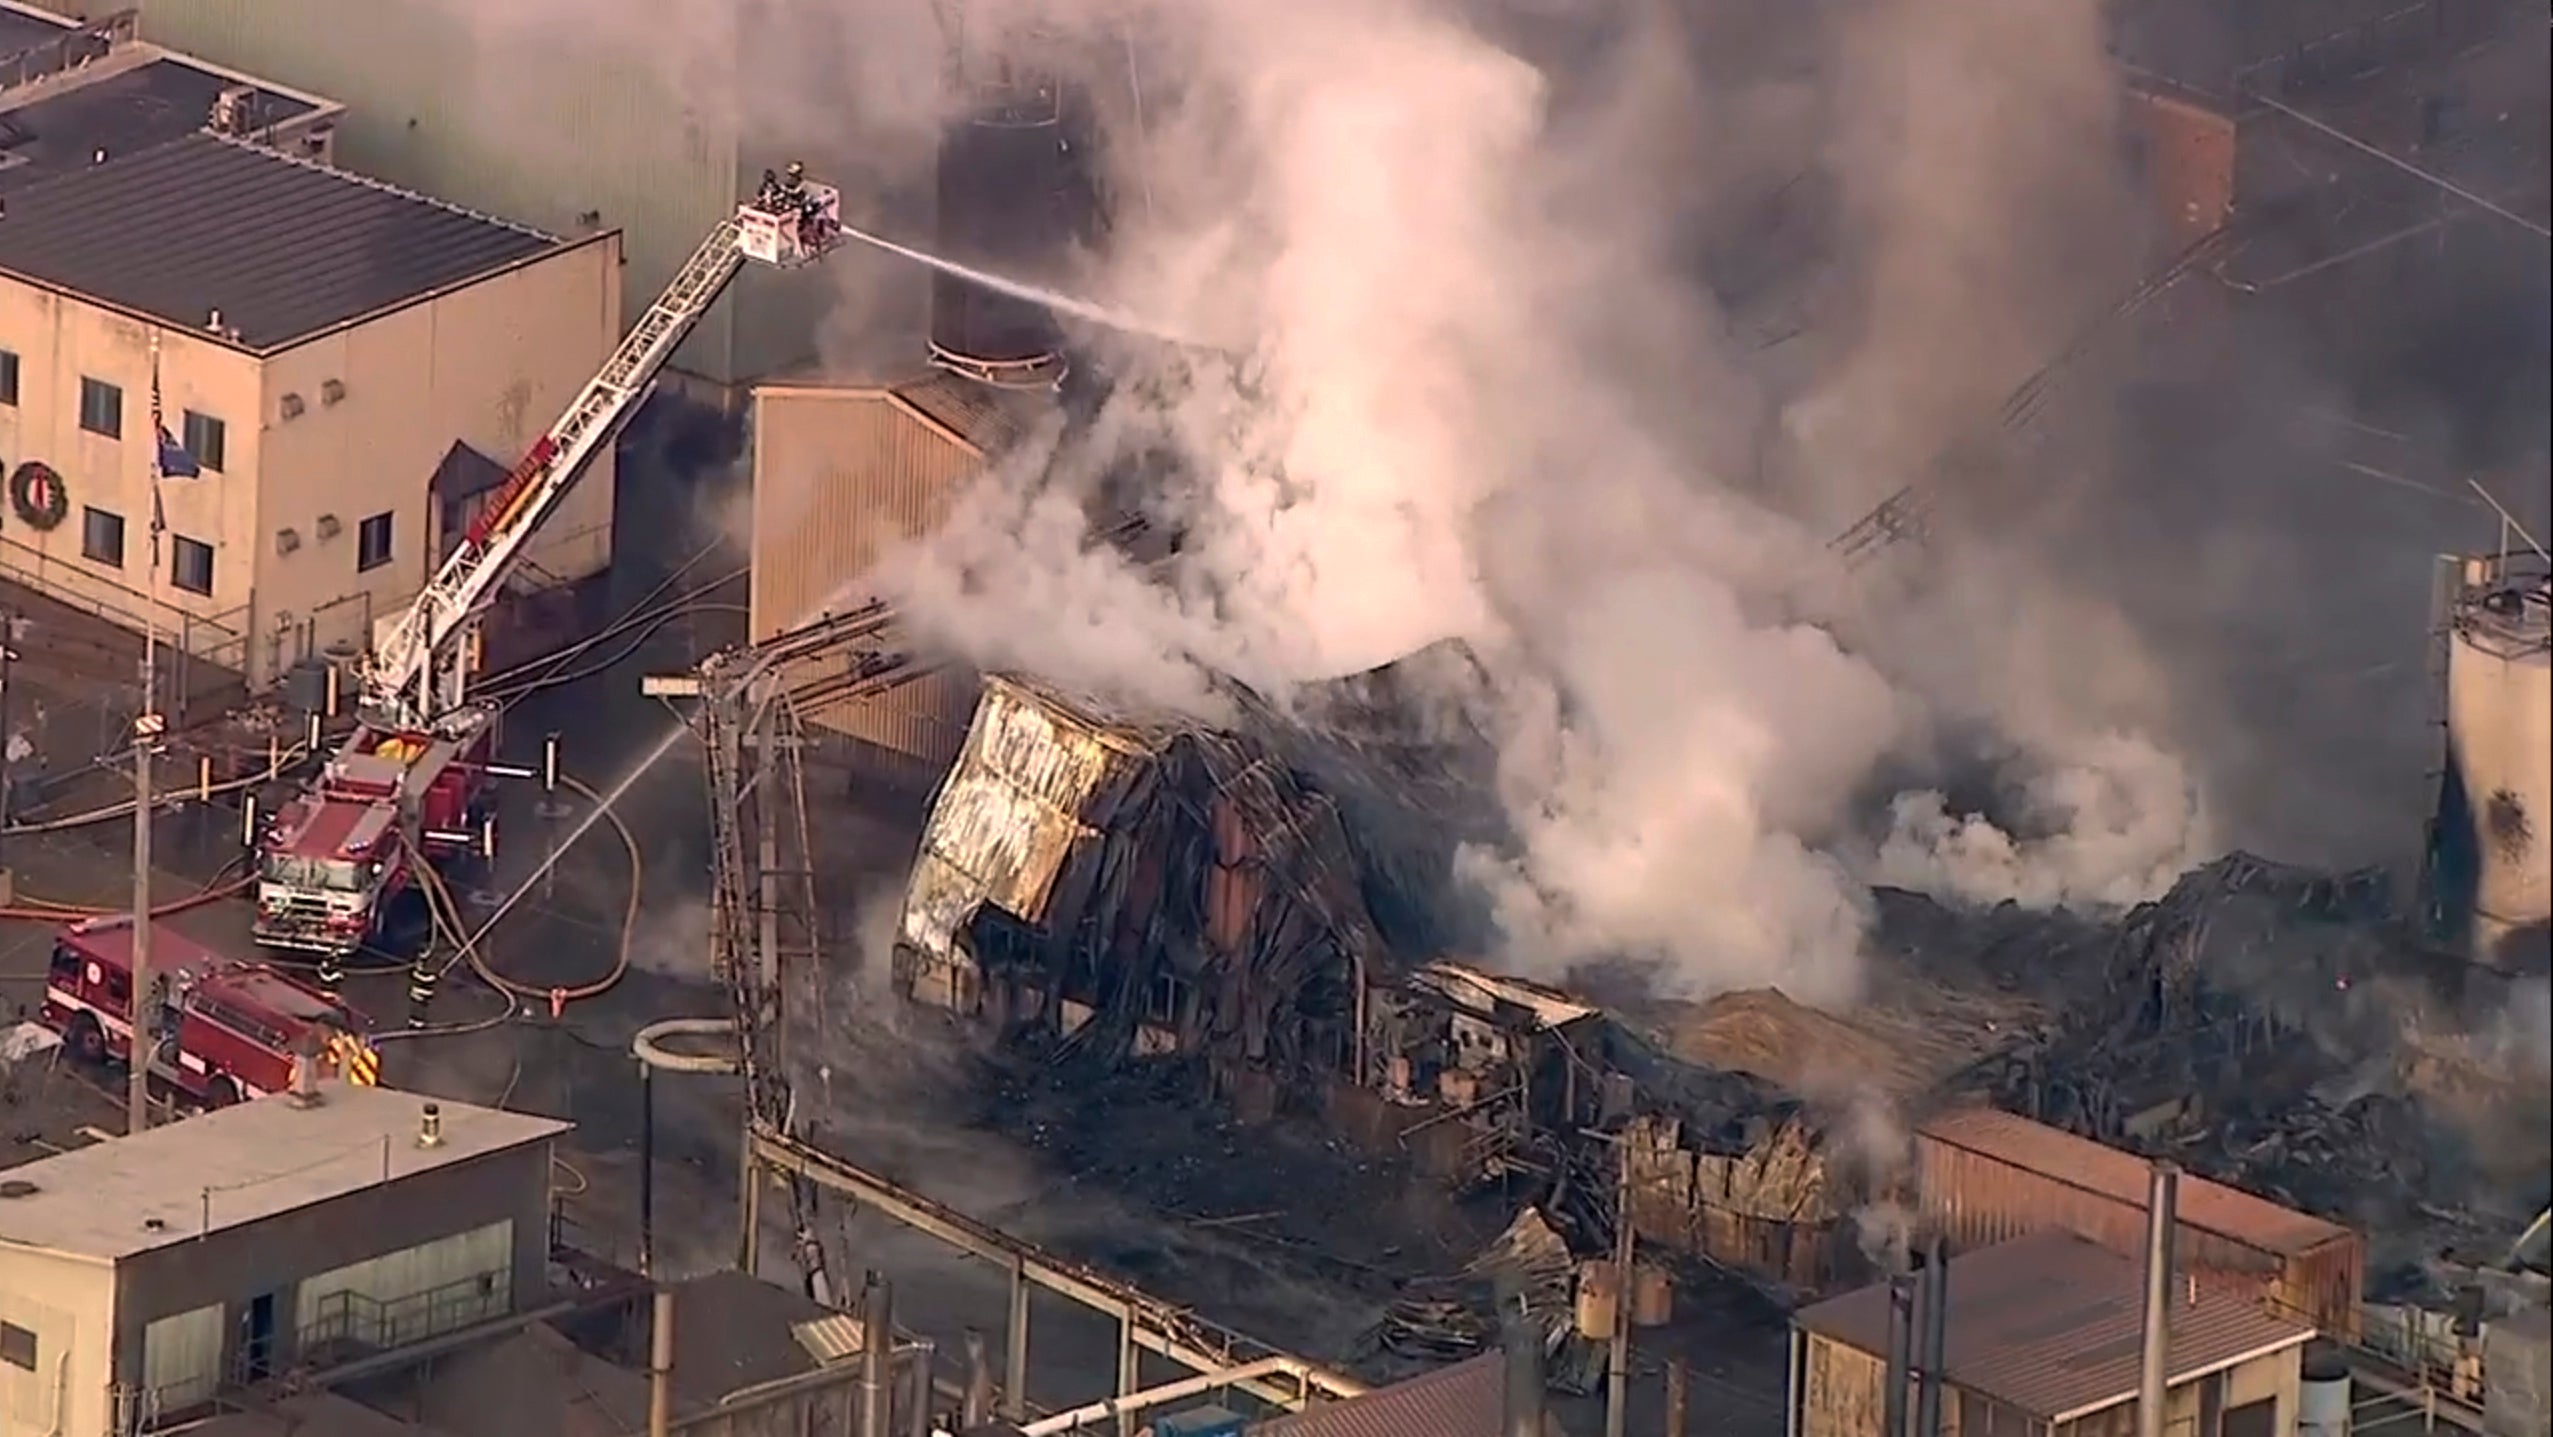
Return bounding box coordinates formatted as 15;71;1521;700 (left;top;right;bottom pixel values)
9;461;66;532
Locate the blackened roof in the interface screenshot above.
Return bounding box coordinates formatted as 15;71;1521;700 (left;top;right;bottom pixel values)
0;132;560;350
1252;1354;1505;1437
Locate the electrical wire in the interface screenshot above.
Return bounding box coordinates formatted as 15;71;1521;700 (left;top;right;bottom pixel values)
0;742;316;837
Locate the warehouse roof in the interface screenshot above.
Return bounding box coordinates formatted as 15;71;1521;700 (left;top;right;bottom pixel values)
0;47;323;195
1918;1106;2353;1257
0;131;559;350
1795;1232;2313;1422
1252;1353;1504;1437
0;1081;567;1262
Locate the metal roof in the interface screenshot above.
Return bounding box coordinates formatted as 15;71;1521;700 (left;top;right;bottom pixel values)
0;1080;567;1262
888;370;1050;456
1251;1354;1505;1437
0;131;558;350
0;51;319;196
1794;1231;2313;1422
1917;1106;2352;1257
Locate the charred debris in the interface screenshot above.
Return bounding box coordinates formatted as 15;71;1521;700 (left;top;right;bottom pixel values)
882;649;2549;1327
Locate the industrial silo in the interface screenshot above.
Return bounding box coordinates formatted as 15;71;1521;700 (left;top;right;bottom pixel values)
2426;552;2552;972
929;53;1080;391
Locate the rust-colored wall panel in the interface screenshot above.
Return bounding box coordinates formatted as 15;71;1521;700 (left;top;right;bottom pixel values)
2128;85;2237;248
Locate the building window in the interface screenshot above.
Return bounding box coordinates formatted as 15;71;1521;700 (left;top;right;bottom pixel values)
358;511;394;572
83;506;125;567
171;535;215;595
79;376;122;438
182;409;227;473
0;1320;34;1370
0;348;18;406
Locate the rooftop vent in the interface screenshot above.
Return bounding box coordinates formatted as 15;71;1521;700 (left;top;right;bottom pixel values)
290;1050;323;1107
0;1178;39;1199
418;1102;444;1149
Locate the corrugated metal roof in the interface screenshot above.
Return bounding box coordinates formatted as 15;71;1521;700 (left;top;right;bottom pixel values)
0;131;558;349
1795;1231;2313;1422
1252;1354;1506;1437
888;370;1052;456
0;48;320;195
1918;1107;2351;1257
898;674;1161;968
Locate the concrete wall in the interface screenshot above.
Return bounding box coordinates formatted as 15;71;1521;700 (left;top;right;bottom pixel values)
256;233;622;682
749;383;984;777
0;1244;115;1437
107;1139;552;1398
0;290;263;669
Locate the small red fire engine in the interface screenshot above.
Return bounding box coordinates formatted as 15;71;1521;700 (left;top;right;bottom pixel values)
252;713;500;959
42;915;382;1108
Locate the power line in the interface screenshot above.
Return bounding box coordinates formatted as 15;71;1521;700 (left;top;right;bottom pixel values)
2246;91;2552;240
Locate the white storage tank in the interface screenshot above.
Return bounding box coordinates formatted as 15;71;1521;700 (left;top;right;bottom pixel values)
2300;1344;2352;1437
2433;554;2551;972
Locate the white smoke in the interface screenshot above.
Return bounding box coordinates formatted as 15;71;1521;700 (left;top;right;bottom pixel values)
416;0;2221;1002
874;0;2216;1002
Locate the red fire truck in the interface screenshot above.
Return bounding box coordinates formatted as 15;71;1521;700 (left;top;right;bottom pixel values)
41;915;383;1108
251;716;496;958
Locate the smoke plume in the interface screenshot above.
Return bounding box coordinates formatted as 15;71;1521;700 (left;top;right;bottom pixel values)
425;0;2229;1002
871;0;2220;1003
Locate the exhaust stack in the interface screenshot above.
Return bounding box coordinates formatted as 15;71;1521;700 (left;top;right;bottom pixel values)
2138;1162;2180;1437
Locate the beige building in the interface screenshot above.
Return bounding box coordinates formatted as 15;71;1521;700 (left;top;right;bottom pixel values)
747;373;1048;786
0;23;620;688
0;1083;563;1437
1791;1231;2314;1437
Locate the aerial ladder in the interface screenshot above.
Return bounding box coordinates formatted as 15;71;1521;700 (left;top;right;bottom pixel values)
250;168;847;963
368;172;847;727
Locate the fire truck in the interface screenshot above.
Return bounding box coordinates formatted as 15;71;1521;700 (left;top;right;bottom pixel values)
41;915;382;1109
251;167;846;957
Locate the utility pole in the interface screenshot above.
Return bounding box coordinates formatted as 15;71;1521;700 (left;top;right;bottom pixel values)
1606;1141;1633;1437
0;607;17;892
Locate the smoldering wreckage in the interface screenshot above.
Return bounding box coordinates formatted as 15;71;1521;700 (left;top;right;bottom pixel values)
813;638;2553;1380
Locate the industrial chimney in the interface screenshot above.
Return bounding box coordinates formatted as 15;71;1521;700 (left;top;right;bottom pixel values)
929;43;1082;392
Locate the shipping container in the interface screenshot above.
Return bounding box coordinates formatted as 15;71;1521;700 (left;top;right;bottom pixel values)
1913;1107;2364;1338
749;376;1050;775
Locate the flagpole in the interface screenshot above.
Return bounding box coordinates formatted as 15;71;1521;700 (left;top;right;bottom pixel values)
129;334;162;1136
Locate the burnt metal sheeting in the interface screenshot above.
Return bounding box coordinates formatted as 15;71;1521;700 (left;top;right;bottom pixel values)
1794;1231;2311;1422
1252;1353;1506;1437
889;370;1050;455
0;132;556;349
1918;1106;2352;1258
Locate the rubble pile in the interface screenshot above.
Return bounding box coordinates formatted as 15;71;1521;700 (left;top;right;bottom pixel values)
1925;853;2545;1273
1368;1207;1605;1391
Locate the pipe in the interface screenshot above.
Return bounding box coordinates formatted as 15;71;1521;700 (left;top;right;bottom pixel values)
907;1338;935;1437
1503;1294;1545;1437
2138;1162;2180;1437
638;1062;656;1275
754;1127;1365;1408
1882;1273;1916;1437
962;1329;993;1428
649;1286;676;1437
1018;1357;1297;1436
1917;1237;1949;1437
1664;1358;1688;1437
861;1277;895;1437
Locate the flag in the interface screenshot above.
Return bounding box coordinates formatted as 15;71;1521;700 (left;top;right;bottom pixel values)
151;360;200;481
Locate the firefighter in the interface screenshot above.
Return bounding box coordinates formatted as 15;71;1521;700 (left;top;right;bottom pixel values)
405;949;439;1026
315;949;345;994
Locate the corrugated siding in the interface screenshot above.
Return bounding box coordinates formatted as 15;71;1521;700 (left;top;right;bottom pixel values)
142;1303;225;1417
1800;1332;1889;1437
127;0;744;380
898;677;1151;968
1913;1112;2363;1337
751;385;987;768
294;1218;514;1351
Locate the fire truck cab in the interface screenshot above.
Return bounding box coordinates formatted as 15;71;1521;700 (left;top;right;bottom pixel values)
253;708;497;957
41;917;381;1109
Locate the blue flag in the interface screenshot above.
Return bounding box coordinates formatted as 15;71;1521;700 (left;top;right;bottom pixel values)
155;426;201;479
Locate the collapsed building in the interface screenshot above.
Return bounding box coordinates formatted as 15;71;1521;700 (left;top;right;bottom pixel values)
888;655;2550;1325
